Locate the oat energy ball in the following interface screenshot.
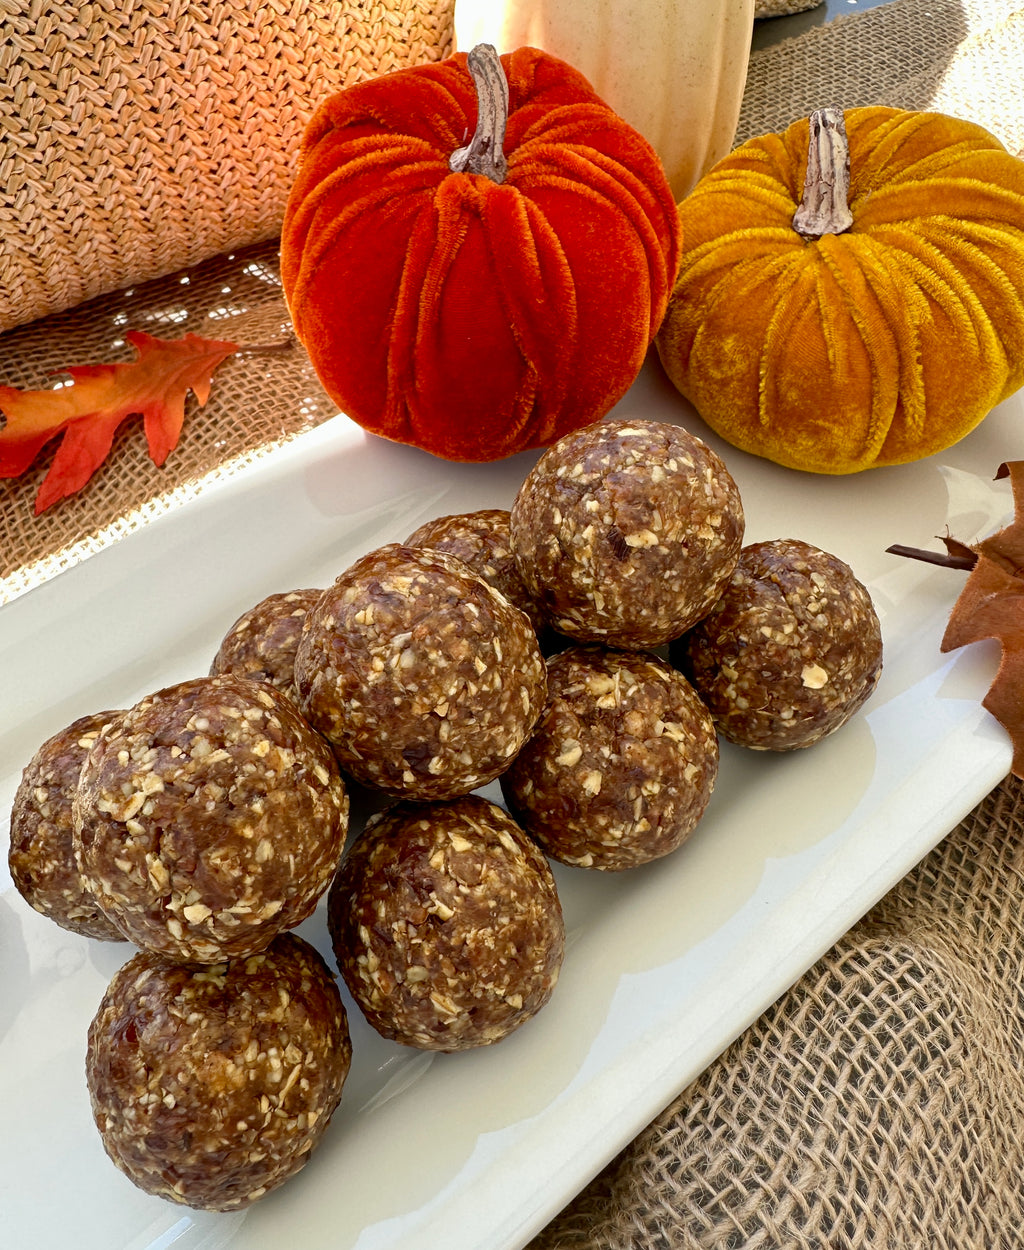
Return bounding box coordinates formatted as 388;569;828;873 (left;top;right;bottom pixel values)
294;544;547;799
210;588;323;704
86;933;351;1211
510;419;744;647
404;508;546;632
328;795;564;1051
502;646;719;870
8;710;125;941
674;539;883;751
74;674;348;962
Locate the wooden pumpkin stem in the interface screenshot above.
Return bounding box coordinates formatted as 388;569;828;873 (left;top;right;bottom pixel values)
449;44;509;184
793;106;854;240
886;543;978;571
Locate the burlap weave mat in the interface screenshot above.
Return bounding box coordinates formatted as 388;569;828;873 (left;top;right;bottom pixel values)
735;0;1024;153
2;3;1023;1242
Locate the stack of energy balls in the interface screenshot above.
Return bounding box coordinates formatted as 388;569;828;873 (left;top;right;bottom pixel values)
7;418;882;1212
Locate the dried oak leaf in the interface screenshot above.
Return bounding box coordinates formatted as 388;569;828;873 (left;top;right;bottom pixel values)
0;330;239;513
896;462;1024;779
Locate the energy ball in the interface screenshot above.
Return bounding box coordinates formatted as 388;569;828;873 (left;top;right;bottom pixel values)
74;674;348;962
328;795;564;1051
294;544;547;800
404;508;547;632
8;710;126;941
510;418;744;647
674;538;883;750
86;933;352;1211
502;646;719;870
210;588;323;704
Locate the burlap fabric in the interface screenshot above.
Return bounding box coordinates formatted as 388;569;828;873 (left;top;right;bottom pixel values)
0;0;455;335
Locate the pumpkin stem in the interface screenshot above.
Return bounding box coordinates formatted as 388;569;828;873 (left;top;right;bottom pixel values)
793;106;854;240
449;44;509;185
886;542;978;572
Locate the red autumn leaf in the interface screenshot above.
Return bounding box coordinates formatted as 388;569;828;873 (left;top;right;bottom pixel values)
0;330;239;513
889;461;1024;779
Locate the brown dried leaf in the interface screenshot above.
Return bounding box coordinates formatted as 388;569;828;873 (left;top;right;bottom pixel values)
939;461;1024;777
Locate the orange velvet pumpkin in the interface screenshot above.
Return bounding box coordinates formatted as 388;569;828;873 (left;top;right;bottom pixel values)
280;44;681;462
656;107;1024;474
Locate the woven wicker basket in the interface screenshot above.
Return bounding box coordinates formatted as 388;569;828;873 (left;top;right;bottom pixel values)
0;0;455;335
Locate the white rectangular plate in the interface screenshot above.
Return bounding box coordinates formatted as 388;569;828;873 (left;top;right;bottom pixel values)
1;358;1017;1250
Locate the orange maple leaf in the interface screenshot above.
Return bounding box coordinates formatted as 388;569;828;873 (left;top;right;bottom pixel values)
0;330;239;513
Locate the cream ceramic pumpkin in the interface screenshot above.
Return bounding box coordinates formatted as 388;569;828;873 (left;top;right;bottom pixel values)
454;0;755;199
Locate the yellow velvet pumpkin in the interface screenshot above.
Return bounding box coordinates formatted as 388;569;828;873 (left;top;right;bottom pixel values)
656;106;1024;474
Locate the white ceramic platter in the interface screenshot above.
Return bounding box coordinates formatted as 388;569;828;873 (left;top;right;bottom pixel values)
1;357;1018;1250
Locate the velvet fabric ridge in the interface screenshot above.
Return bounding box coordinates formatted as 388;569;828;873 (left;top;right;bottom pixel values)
655;107;1024;475
280;47;682;462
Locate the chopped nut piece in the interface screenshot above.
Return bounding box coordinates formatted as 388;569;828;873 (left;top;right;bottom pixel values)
580;770;603;796
555;741;583;768
801;663;830;689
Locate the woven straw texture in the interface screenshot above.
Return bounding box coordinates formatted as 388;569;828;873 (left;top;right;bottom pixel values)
0;0;455;335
